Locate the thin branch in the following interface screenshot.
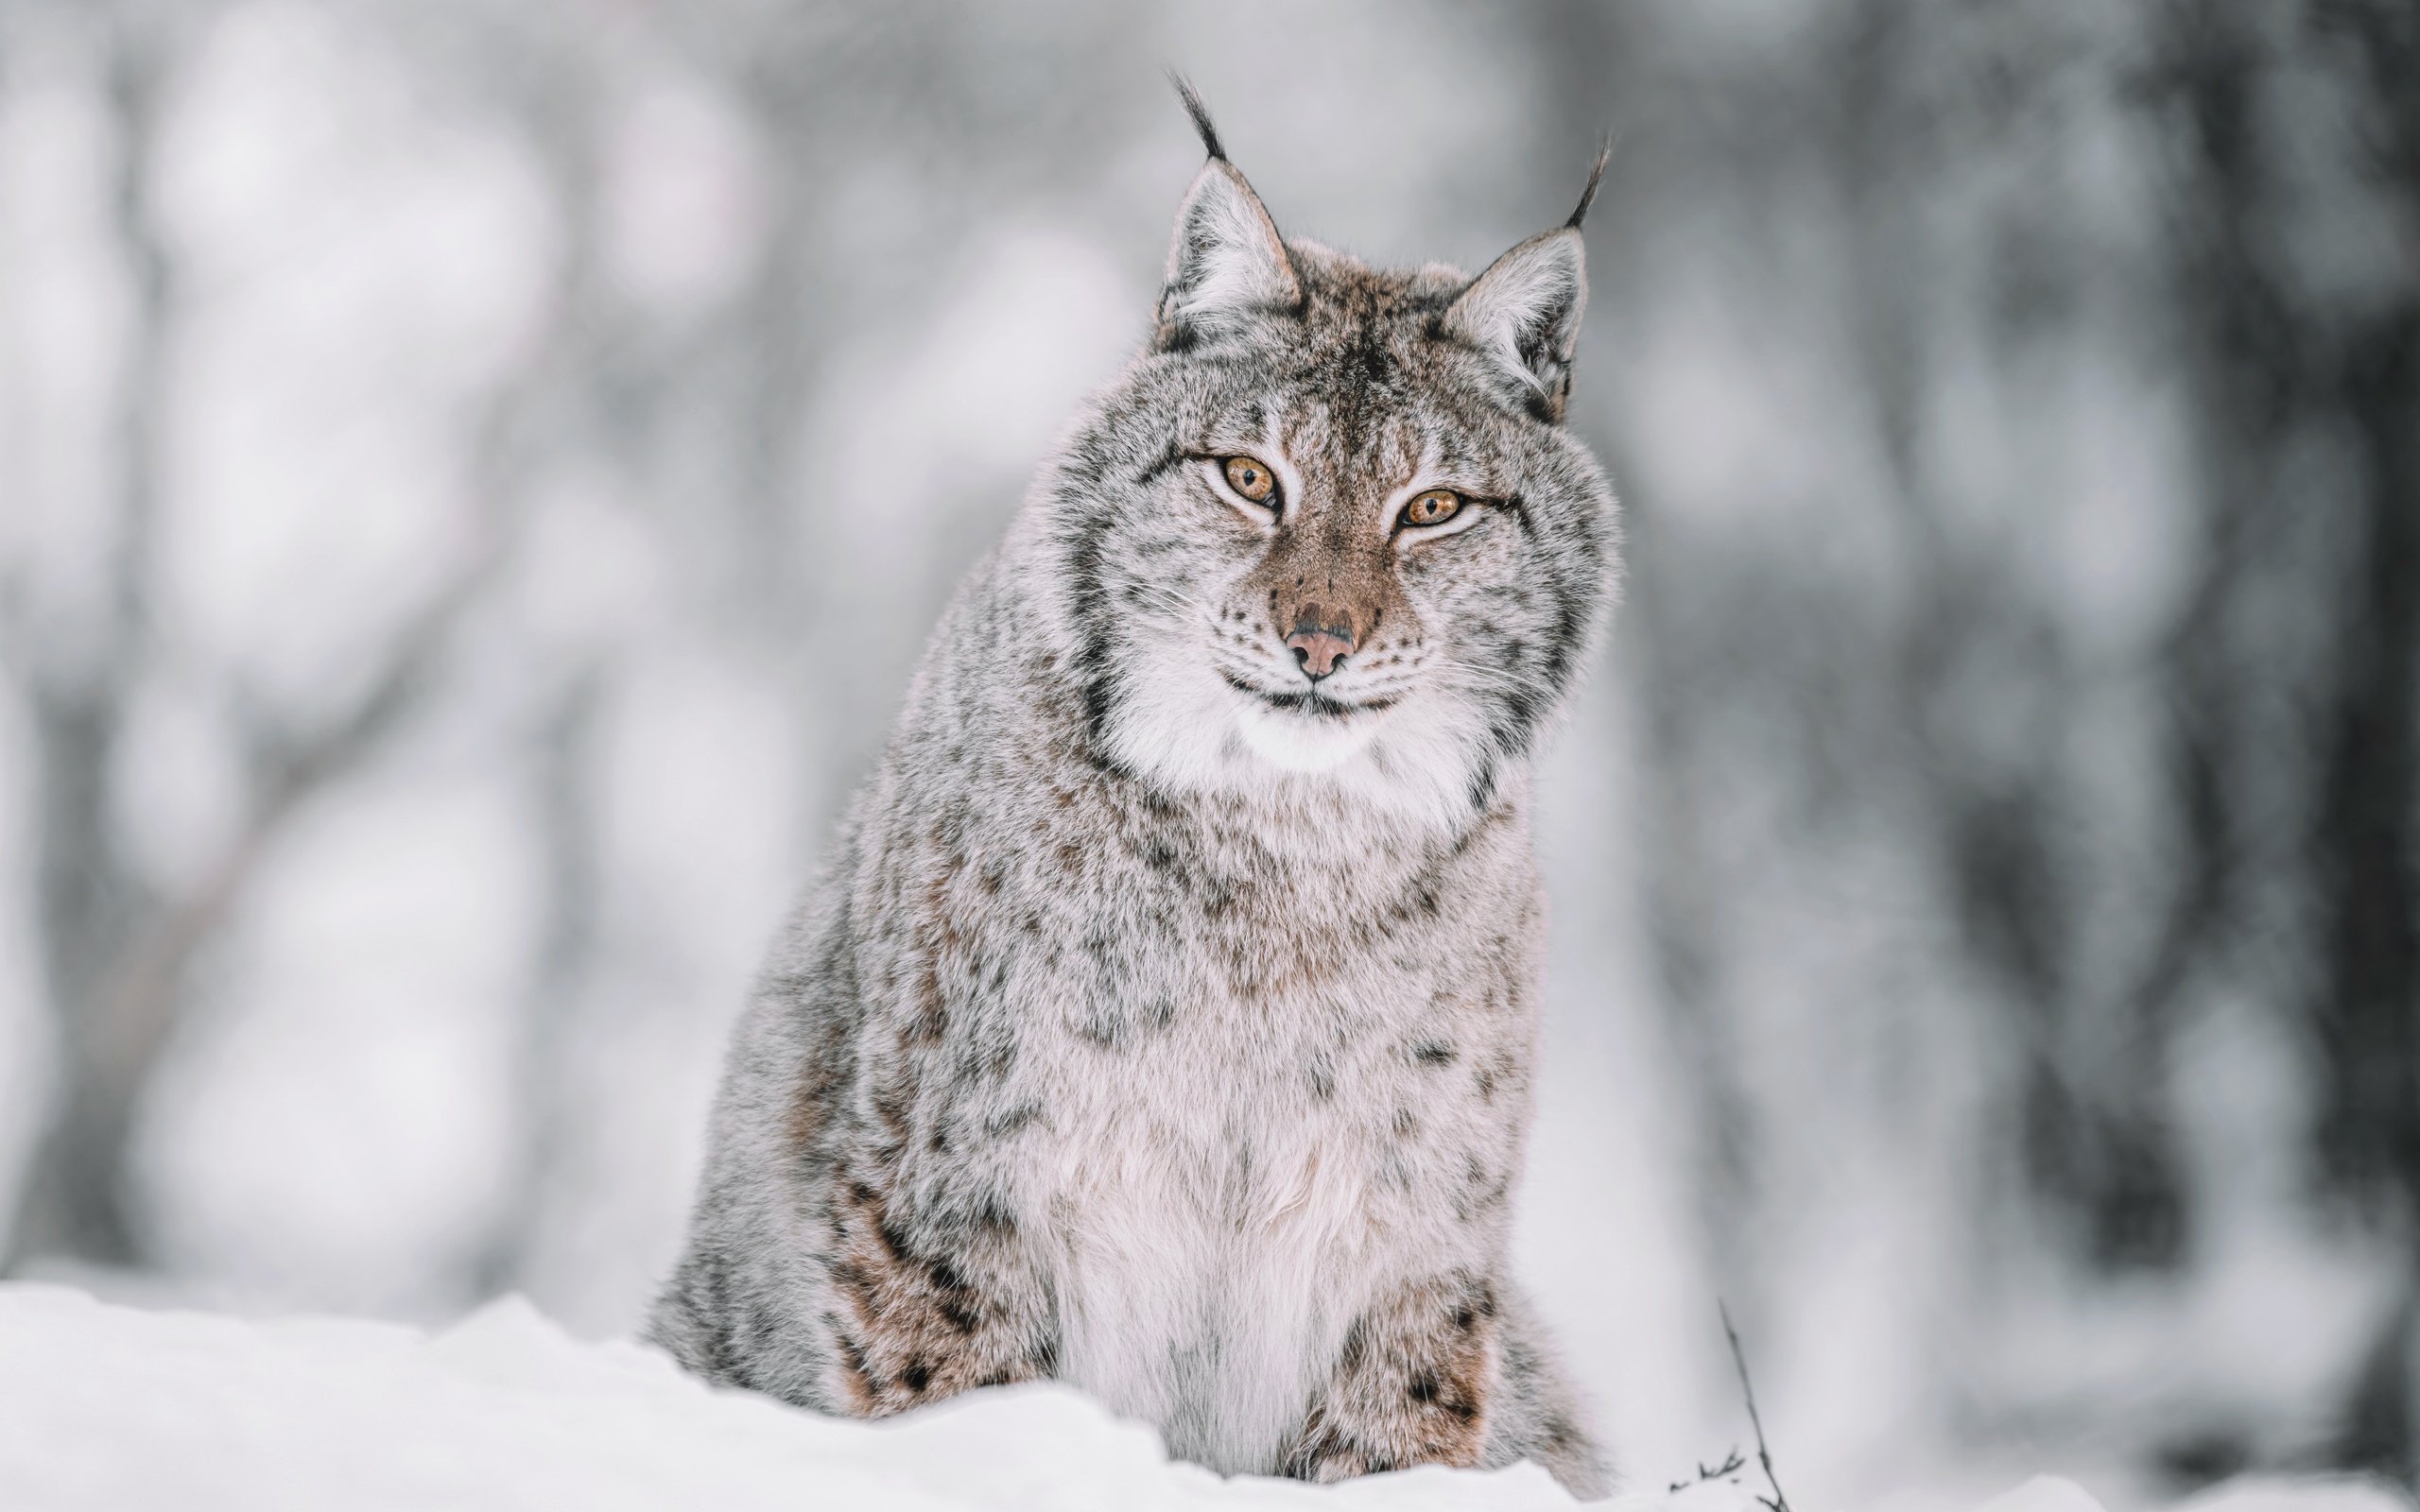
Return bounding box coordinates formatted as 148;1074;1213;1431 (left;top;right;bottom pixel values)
1720;1302;1793;1512
85;549;500;1094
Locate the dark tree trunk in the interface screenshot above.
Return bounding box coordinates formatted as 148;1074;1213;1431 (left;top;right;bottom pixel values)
2154;0;2419;1481
2309;0;2420;1484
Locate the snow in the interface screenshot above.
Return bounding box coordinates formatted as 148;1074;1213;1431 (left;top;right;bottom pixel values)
1;1286;2405;1512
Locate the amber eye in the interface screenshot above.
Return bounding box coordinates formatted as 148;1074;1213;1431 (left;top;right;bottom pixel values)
1222;455;1277;505
1400;489;1463;529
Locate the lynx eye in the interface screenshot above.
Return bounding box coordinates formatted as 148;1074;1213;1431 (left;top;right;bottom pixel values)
1399;489;1463;529
1222;455;1277;505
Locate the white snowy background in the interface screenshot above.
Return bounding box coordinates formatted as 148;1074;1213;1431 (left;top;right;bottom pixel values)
1;2;2413;1509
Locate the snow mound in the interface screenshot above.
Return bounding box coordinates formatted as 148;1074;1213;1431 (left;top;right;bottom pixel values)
0;1284;2401;1512
0;1284;1634;1510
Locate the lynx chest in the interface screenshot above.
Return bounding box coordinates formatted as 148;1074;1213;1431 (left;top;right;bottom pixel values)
1014;931;1510;1473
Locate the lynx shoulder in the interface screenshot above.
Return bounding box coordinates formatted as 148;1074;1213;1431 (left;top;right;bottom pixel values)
650;85;1620;1498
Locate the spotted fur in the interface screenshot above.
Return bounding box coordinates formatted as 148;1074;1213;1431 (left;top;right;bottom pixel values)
650;93;1619;1499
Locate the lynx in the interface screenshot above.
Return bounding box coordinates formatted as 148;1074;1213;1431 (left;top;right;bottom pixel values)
650;85;1619;1498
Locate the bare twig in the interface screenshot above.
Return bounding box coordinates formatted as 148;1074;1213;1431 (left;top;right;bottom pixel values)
1720;1302;1793;1512
1668;1446;1748;1494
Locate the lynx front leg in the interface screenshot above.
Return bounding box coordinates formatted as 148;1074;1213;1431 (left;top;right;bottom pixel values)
822;1168;1054;1417
1284;1272;1500;1482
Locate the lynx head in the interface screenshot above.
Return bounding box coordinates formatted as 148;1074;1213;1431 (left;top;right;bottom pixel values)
1034;83;1618;832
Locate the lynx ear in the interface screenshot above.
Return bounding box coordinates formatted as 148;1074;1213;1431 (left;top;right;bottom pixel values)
1153;80;1299;349
1443;229;1588;420
1443;146;1605;421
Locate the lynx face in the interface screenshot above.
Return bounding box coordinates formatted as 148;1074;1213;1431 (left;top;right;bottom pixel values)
1043;127;1617;832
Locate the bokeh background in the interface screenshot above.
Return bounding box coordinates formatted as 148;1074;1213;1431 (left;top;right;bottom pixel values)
1;1;2412;1505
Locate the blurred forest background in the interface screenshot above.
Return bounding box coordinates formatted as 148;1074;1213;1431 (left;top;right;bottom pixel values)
0;0;2412;1505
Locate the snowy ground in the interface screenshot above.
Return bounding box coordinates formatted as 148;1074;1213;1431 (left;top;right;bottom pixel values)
0;1286;2404;1512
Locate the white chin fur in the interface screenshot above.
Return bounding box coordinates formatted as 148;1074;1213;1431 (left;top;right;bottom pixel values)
1234;702;1383;772
1101;642;1484;833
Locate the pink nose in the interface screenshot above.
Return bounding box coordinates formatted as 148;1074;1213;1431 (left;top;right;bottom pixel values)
1285;605;1356;681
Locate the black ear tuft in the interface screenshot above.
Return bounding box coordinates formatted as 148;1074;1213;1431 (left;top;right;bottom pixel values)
1168;72;1226;163
1565;136;1614;231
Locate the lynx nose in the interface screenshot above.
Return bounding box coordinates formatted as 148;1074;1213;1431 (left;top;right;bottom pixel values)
1285;605;1357;682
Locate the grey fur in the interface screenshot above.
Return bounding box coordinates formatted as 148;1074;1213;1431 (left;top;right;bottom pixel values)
650;113;1620;1499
